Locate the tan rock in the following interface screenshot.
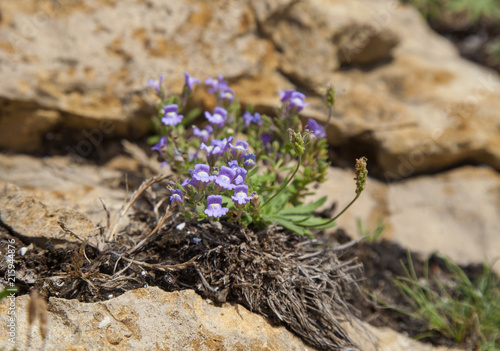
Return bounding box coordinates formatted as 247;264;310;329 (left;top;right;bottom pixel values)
387;165;500;270
1;0;499;176
310;165;500;274
0;288;317;351
0;180;96;247
0;153;126;225
0;287;462;351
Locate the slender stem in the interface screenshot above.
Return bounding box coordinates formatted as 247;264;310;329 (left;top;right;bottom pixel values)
306;192;361;228
262;155;302;208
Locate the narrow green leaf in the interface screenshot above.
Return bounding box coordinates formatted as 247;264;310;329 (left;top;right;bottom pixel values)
280;196;327;215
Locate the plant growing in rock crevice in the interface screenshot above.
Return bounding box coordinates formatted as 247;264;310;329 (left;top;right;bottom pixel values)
148;72;367;236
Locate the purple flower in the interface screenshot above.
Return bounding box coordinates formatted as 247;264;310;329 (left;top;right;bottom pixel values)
200;142;223;168
279;89;309;113
305;118;326;139
184;171;200;188
243;158;256;170
228;160;239;170
244;154;256;162
184;71;200;92
242;111;262;126
192;164;213;184
162;104;183;126
243;154;256;170
204;195;229;218
234;167;247;185
193;125;213;143
204;107;228;127
212;137;233;153
215;166;236;190
147;75;164;93
201;141;223;157
205;75;229;94
219;86;235;103
229;140;248;159
231;185;252;205
170;189;183;205
151;136;167;153
261;134;271;146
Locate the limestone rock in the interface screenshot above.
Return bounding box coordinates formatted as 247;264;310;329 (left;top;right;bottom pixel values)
0;153;127;225
1;0;500;176
334;23;400;65
0;180;96;247
309;165;500;274
0;0;500;179
0;287;461;351
0;287;317;351
387;165;500;269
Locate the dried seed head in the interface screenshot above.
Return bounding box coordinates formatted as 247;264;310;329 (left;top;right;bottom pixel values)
27;290;49;340
28;290;38;326
251;193;259;213
326;85;336;107
38;297;48;340
354;157;368;195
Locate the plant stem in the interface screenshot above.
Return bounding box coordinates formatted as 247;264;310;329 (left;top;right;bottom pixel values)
306;192;361;228
261;155;302;208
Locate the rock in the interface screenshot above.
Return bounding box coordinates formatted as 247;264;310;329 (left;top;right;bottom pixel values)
334;23;400;65
0;287;317;351
0;180;97;247
0;287;461;351
309;165;500;274
1;0;500;177
0;153;127;225
387;165;500;269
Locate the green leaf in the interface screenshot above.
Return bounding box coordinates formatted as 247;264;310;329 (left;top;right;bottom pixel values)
261;189;289;215
279;196;327;215
246;166;259;179
182;108;202;126
147;135;160;145
263;214;307;235
0;286;17;300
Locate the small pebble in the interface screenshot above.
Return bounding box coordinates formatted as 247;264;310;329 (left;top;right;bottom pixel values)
176;222;186;230
98;316;111;329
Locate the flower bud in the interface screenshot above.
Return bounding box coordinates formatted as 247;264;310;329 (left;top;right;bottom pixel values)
288;129;305;155
354;157;368;195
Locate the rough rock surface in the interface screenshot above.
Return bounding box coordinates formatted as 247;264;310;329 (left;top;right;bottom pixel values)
0;180;97;247
308;165;500;273
0;153;127;224
0;287;462;351
1;0;500;176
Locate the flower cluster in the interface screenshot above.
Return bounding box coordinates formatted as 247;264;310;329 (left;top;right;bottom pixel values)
147;71;344;230
178;140;256;219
